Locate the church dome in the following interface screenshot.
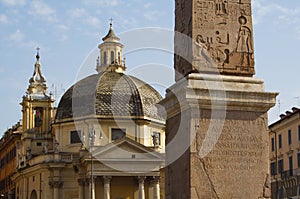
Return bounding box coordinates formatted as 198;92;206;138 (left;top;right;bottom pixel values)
55;71;164;122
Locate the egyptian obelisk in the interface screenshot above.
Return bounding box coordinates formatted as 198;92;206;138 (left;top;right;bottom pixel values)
161;0;278;198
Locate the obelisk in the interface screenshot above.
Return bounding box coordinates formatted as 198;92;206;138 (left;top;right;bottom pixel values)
161;0;278;198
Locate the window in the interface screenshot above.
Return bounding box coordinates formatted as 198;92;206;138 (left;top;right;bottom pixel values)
279;188;284;199
70;130;81;144
152;132;161;146
111;51;115;64
278;134;282;148
111;128;126;141
289;156;293;176
271;138;275;151
118;52;121;63
270;162;276;176
278;159;283;173
288;129;292;145
103;51;107;65
34;107;43;127
298;125;300;141
298;153;300;167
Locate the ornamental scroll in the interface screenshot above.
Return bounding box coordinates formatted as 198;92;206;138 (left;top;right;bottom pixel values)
175;0;255;80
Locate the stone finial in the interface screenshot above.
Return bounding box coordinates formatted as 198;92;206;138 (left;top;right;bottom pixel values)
109;17;113;27
25;48;49;99
29;48;46;84
102;21;120;42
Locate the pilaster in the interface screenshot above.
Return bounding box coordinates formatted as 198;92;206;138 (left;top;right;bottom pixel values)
103;176;112;199
138;176;146;199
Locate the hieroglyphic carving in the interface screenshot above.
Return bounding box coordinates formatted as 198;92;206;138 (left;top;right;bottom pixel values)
236;16;253;65
194;0;254;75
194;1;214;29
175;0;255;80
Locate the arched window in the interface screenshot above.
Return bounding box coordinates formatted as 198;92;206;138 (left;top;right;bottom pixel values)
118;52;121;64
111;51;115;64
34;108;43;128
103;51;107;65
30;190;37;199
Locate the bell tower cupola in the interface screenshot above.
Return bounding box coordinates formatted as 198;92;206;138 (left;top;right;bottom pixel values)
21;48;54;134
96;20;126;73
28;48;47;96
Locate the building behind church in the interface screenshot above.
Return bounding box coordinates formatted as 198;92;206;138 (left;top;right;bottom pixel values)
269;107;300;199
0;23;166;199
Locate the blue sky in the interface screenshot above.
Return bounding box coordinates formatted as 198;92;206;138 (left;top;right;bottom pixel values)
0;0;299;135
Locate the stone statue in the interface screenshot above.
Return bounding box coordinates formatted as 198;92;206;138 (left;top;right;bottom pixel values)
152;133;160;146
43;140;49;154
54;140;59;153
81;134;86;150
26;147;32;159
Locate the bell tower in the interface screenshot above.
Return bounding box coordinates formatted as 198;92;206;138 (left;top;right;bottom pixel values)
21;49;54;134
96;20;126;73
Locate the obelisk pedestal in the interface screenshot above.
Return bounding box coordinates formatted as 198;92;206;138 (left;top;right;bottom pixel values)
161;74;277;198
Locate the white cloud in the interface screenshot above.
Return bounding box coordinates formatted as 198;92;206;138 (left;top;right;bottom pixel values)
9;29;24;43
121;17;137;28
67;8;86;19
253;0;300;25
86;16;101;28
66;8;102;29
24;40;40;49
55;24;69;41
0;0;25;6
144;10;160;21
0;14;9;24
144;3;152;9
57;24;69;31
28;0;56;22
295;27;300;40
109;11;138;29
8;29;40;49
84;0;121;7
0;65;4;74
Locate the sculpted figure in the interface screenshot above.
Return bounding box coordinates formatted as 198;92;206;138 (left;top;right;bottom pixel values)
236;16;253;66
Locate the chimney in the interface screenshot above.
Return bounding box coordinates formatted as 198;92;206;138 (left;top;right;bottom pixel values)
280;114;286;119
286;111;292;116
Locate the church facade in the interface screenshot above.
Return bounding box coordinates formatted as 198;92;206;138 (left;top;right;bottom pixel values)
6;24;165;199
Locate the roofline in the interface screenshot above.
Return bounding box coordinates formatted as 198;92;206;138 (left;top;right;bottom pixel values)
53;115;165;125
269;107;300;128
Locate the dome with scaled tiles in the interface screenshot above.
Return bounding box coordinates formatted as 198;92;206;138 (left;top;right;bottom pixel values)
55;71;163;121
55;23;163;122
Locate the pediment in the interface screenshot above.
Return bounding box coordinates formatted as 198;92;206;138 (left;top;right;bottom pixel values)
92;137;164;161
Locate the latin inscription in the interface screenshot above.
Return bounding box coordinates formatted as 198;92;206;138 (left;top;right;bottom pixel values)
196;118;266;171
